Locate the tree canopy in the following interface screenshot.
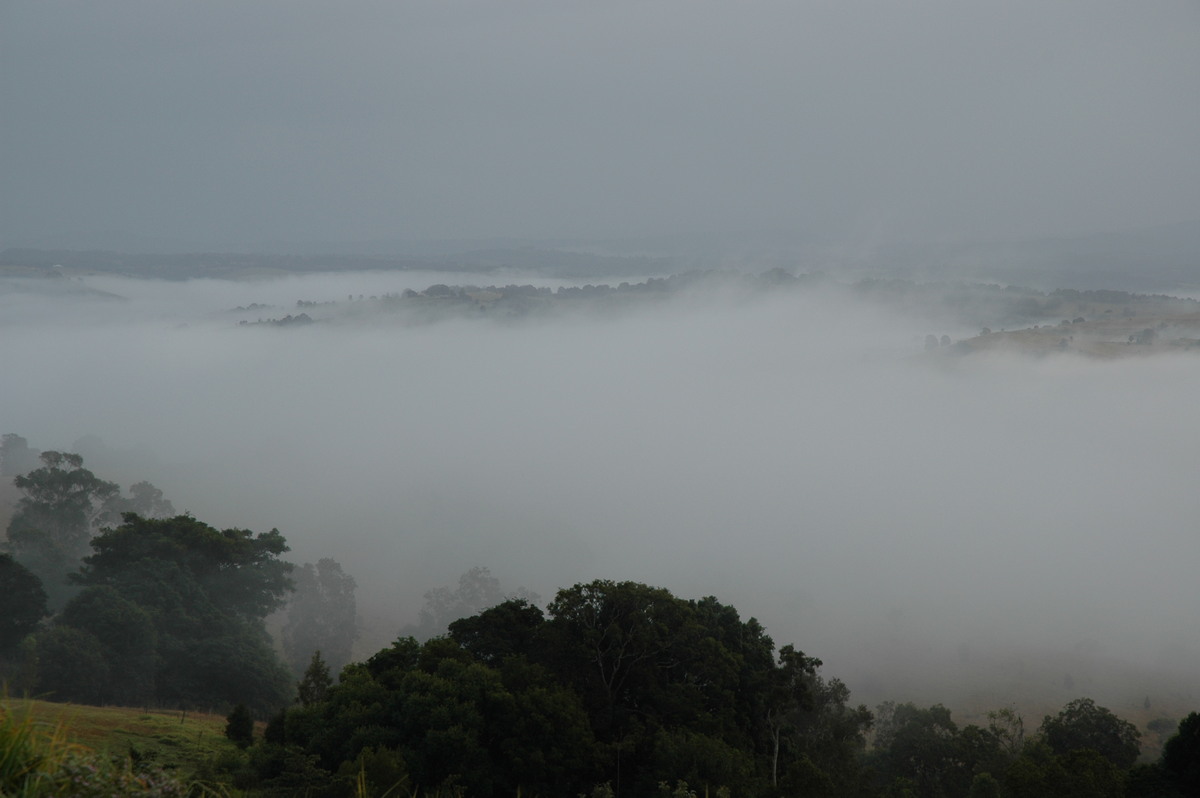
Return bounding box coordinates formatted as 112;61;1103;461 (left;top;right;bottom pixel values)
62;513;295;713
264;580;873;797
1039;697;1142;770
4;450;177;610
0;553;47;651
4;451;119;607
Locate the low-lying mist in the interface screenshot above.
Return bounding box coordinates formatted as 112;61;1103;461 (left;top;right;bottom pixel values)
4;270;1198;714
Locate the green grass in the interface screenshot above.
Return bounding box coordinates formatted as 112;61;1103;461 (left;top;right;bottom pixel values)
2;698;244;796
9;699;236;770
0;697;220;796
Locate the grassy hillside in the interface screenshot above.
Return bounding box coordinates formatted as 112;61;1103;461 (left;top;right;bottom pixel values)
8;699;240;778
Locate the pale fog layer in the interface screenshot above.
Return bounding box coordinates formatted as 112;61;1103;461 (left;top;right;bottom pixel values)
3;272;1198;712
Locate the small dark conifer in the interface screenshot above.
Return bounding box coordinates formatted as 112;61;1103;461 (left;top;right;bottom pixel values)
297;650;333;707
224;703;254;749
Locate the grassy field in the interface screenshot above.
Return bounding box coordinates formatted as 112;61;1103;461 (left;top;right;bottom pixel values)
7;698;241;777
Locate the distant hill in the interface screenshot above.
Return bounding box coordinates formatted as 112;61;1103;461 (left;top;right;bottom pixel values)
7;220;1198;289
861;220;1200;293
0;246;673;281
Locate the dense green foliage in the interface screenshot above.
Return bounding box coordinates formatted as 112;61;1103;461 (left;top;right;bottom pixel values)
296;651;333;707
1162;712;1200;796
1039;697;1142;770
5;512;297;714
256;581;874;797
0;553;47;651
7;440;1200;796
56;586;157;705
239;580;1200;797
226;703;255;749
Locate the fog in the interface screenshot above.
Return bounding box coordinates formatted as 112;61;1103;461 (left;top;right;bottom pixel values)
4;271;1199;712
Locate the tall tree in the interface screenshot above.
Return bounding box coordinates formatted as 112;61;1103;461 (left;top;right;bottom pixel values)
225;703;255;749
56;585;157;705
1039;697;1141;770
5;451;119;607
402;566;504;641
1162;712;1200;796
872;702;979;797
544;580;687;732
0;553;47;651
448;597;545;665
72;513;295;712
282;558;357;675
297;650;333;707
104;480;176;520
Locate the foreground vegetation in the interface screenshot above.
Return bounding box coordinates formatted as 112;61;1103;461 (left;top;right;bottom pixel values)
8;643;1200;797
0;699;203;796
4;440;1200;796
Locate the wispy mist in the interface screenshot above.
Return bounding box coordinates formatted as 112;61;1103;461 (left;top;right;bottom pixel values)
4;272;1199;712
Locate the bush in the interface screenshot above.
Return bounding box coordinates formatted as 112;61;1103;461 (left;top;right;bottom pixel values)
225;703;254;749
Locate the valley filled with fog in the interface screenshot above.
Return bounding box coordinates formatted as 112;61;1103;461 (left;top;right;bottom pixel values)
4;269;1198;717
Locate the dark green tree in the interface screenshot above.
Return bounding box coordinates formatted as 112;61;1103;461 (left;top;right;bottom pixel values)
448;597;545;664
1126;762;1182;798
1163;712;1200;796
776;664;872;795
75;513;293;623
1039;697;1141;770
71;513;294;713
225;703;255;749
274;636;598;797
544;579;687;731
765;644;820;787
58;585;156;705
256;580;869;798
542;581;798;796
32;625;112;704
1003;740;1126;798
871;702;991;798
297;650;333;707
0;553;47;651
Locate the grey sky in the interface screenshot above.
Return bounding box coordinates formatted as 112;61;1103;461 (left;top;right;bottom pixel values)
3;1;1199;246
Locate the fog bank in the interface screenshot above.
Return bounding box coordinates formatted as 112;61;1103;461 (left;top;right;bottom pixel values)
3;271;1198;711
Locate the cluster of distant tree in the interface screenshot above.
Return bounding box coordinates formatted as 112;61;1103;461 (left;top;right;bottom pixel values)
5;433;1200;796
854;279;1200;332
220;268;1200;336
234;269;809;326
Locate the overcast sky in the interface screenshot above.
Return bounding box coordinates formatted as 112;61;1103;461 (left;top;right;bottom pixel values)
2;1;1198;248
